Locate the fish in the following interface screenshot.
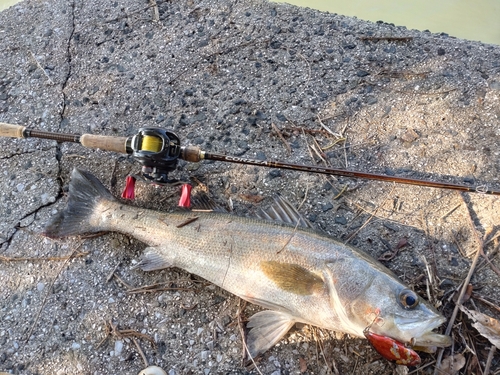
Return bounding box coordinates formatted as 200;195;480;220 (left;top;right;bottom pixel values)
43;168;451;360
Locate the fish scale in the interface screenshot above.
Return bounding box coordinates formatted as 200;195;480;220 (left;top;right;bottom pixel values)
43;168;451;361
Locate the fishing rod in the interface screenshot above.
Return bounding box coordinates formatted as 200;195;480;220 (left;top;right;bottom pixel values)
1;122;499;196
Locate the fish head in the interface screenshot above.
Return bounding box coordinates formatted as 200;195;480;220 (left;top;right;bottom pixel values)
349;277;452;352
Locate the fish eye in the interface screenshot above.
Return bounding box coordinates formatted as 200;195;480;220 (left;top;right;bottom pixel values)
399;289;419;309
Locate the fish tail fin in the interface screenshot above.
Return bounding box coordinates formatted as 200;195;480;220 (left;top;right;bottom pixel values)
43;168;117;239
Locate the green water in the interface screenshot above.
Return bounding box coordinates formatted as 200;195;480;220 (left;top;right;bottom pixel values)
275;0;500;45
0;0;18;11
0;0;499;45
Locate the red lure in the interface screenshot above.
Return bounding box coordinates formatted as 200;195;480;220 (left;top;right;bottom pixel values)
178;183;192;208
121;175;136;200
364;330;421;366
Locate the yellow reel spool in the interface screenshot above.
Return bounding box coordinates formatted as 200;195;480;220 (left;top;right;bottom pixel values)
141;135;162;152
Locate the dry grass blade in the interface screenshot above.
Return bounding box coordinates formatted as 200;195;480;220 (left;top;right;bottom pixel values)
271;122;291;155
0;251;88;262
24;242;84;343
344;185;396;244
127;282;193;294
235;300;264;375
483;346;496;374
132;337;149;367
433;194;484;374
98;320;156;350
459;306;500;349
176;216;199;228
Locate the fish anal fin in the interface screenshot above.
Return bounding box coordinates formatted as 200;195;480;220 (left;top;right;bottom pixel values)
246;310;296;358
133;247;172;271
260;261;325;295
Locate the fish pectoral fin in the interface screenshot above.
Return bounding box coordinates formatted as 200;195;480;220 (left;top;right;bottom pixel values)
246;310;296;358
133;247;172;271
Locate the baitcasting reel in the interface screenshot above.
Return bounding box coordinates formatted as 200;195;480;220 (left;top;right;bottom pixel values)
129;128;182;184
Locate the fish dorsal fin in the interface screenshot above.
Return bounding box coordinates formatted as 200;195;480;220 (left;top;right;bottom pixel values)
255;195;313;229
260;261;325;295
246;310;296;358
132;247;172;271
190;193;228;213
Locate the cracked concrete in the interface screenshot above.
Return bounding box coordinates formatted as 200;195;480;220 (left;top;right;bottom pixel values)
1;0;500;374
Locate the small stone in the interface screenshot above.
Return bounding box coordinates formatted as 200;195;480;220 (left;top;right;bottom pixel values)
71;342;81;350
114;340;123;355
269;169;281;178
437;48;445;56
36;282;45;292
60;118;69;128
335;216;347;225
321;202;333;212
488;81;500;91
400;128;419;143
236;140;249;149
255;151;266;160
16;183;25;192
356;70;369;77
385;167;395;176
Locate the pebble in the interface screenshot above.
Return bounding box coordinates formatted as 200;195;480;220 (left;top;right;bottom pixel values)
269;169;281;178
71;342;81;350
36;282;45;292
321;202;333;212
138;366;167;375
335;216;347;225
489;81;500;90
114;340;123;356
255;151;267;160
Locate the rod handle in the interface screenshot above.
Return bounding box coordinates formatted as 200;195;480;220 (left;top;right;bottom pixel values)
0;123;26;138
80;134;128;154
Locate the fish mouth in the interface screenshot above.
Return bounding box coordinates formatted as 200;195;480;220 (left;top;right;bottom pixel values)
394;315;451;351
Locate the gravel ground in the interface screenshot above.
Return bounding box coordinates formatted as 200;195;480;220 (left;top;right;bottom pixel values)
1;0;500;374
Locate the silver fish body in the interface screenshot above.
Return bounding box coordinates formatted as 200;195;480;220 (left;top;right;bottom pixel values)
44;169;451;357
